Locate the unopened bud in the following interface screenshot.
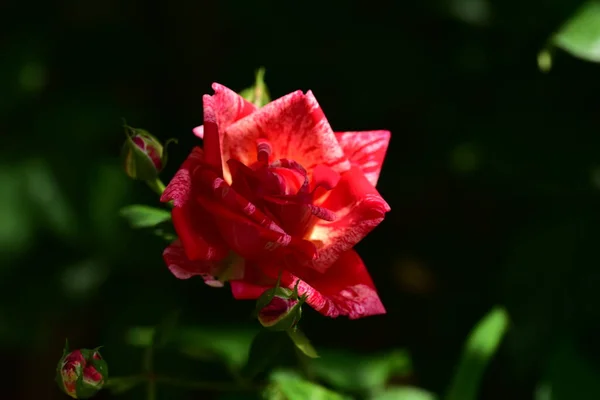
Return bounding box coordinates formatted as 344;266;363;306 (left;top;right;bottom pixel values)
256;281;306;331
122;125;165;181
57;347;108;399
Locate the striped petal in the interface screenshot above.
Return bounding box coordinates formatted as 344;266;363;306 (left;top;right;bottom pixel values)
222;90;351;181
230;250;385;319
163;240;224;287
202;83;257;179
335;130;391;187
309;166;390;272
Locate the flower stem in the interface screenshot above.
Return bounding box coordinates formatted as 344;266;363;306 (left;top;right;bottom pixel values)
154;376;258;391
106;374;260;394
146;178;166;196
143;345;156;400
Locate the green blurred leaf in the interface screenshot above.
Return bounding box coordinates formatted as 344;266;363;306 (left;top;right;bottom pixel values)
127;325;257;368
552;1;600;62
0;165;36;261
287;328;318;359
21;157;77;240
536;338;600;400
445;306;509;400
60;258;108;300
106;376;144;395
243;331;291;380
264;370;348;400
119;204;171;228
370;386;438;400
312;349;412;392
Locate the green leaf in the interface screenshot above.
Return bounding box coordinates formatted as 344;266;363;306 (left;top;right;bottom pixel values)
106;376;144;395
286;328;318;359
126;325;257;368
444;306;509;400
313;349;412;392
242;331;291;380
370;386;438;400
552;1;600;62
265;370;349;400
119;204;171;228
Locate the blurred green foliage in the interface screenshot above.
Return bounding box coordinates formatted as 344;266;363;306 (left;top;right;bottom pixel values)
3;0;600;399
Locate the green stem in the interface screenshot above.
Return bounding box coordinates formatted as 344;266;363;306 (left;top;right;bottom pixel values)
146;178;166;196
106;374;260;393
155;376;257;391
143;345;156;400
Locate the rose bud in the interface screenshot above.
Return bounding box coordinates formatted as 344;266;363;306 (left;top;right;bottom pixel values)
57;348;108;399
122;125;165;181
255;281;306;331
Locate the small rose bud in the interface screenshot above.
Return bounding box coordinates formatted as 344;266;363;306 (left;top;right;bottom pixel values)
122;125;165;181
57;348;108;399
256;281;306;331
258;294;302;330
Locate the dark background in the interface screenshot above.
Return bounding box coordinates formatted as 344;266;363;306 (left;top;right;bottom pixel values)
2;0;600;399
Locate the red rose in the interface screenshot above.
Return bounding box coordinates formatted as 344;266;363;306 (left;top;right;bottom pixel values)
161;83;390;319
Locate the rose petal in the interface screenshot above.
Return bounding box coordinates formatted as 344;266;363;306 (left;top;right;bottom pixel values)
196;194;317;262
163;240;224;287
234;250;385;319
222;89;351;178
309;165;390;272
230;262;276;299
293;249;385;319
203;83;257;179
193;125;204;139
231;280;268;299
171;205;229;262
160;147;204;207
335;130;391;187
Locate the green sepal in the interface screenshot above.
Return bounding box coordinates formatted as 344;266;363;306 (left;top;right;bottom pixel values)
286;328;319;359
254;270;285;313
55;339;71;395
160;138;178;169
75;377;101;399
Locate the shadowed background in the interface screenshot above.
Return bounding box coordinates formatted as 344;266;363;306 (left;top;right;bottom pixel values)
2;0;600;399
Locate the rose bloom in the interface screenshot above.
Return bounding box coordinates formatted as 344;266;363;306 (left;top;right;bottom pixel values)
161;84;390;319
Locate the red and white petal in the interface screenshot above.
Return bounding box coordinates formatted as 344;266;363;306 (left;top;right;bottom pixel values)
248;250;385;319
163;240;224;287
160;147;204;207
222;90;351;180
294;249;385;319
202;83;257;177
334;130;390;187
309;166;390;272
